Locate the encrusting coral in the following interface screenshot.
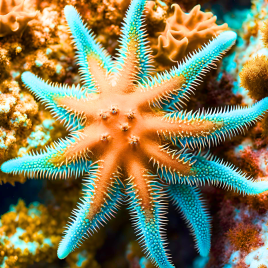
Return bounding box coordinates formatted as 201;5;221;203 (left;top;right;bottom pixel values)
3;0;268;268
261;20;268;47
0;0;38;37
0;200;58;268
227;222;263;252
239;21;268;140
152;4;228;65
239;21;268;102
0;79;38;185
0;194;103;268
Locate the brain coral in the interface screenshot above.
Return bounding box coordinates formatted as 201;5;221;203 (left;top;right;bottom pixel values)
153;4;228;65
0;0;38;37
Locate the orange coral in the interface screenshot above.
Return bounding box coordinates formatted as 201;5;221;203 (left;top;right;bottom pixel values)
240;147;263;178
0;0;38;37
146;1;167;30
153;4;228;65
239;55;268;101
261;20;268;47
258;264;267;268
227;223;262;253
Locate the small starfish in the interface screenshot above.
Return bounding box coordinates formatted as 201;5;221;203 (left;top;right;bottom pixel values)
2;1;268;267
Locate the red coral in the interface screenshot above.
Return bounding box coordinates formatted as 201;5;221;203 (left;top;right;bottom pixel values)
227;223;263;253
240;147;263;178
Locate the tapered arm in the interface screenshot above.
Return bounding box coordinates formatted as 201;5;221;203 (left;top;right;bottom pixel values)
167;184;211;257
64;5;113;91
126;159;174;268
58;160;123;259
114;0;154;85
1;138;91;179
146;31;237;111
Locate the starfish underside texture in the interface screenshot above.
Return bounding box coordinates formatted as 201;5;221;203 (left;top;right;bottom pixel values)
2;1;268;267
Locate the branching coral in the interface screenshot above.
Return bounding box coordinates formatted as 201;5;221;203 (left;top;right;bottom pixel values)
153;4;228;65
0;0;38;37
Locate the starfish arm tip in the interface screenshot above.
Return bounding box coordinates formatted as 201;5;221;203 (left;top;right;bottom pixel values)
168;184;211;257
57;244;70;259
21;71;36;86
1;160;13;173
221;30;237;42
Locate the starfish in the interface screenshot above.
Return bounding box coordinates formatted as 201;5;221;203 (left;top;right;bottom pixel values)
2;1;268;267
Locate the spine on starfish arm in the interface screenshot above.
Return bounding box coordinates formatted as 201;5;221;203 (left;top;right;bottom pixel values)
156;146;268;195
58;163;123;259
21;71;86;131
167;184;211;257
201;97;268;145
64;5;114;91
114;0;154;81
1;138;91;179
164;97;268;149
150;31;237;111
189;153;268;195
126;173;174;268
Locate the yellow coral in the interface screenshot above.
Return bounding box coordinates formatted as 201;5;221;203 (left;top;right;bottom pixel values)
0;79;39;185
261;20;268;47
0;181;105;268
153;4;228;65
0;0;38;37
239;55;268;101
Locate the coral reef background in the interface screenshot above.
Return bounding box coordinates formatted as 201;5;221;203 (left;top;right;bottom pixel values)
2;0;268;267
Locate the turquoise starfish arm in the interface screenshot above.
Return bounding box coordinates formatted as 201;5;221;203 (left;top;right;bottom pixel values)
21;71;87;131
1;138;91;179
145;31;237;111
126;163;173;268
158;97;268;149
64;5;113;91
167;184;211;257
58;163;123;259
114;0;154;83
158;153;268;195
189;155;268;194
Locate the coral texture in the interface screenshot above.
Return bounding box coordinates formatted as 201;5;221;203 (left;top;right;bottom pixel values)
0;0;38;37
240;55;268;101
0;195;103;268
153;4;228;65
2;1;268;268
261;20;268;47
0;79;38;185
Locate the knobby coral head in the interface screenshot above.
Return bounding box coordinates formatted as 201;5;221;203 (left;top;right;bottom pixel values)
2;1;268;267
